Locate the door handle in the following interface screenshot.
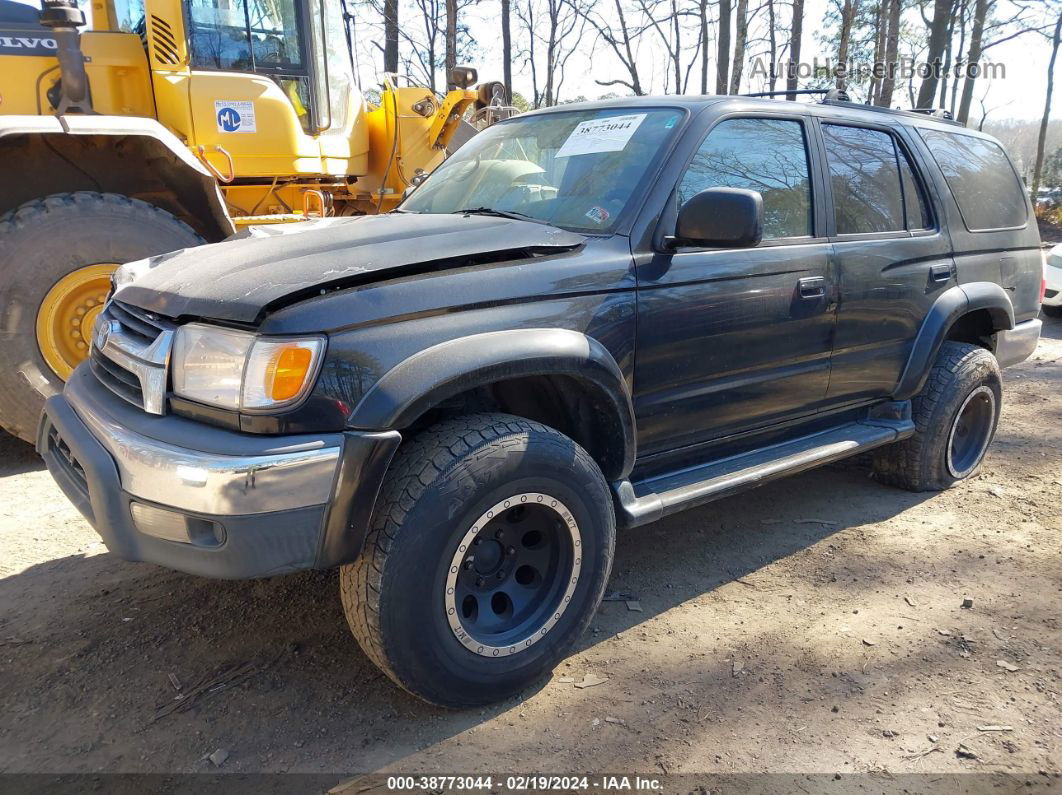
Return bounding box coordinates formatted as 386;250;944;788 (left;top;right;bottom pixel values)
930;263;953;283
798;276;826;299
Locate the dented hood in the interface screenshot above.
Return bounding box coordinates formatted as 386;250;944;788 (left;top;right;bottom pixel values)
117;213;586;324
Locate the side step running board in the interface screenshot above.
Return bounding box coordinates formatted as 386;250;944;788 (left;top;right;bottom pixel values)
613;417;915;528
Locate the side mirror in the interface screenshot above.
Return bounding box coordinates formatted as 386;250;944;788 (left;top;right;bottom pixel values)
671;187;763;249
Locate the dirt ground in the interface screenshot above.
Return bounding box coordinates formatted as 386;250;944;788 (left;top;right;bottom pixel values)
0;319;1059;781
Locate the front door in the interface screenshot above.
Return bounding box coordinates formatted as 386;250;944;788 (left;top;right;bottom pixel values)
633;114;837;458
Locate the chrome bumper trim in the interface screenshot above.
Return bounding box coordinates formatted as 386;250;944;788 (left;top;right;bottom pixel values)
71;402;341;516
995;318;1042;369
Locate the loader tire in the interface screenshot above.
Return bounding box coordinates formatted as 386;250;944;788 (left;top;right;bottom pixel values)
0;192;203;442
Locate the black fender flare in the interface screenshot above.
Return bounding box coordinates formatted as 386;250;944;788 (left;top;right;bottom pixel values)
893;281;1014;400
349;328;637;478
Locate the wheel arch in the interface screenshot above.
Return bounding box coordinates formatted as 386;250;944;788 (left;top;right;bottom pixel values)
894;282;1015;400
0;115;234;241
349;329;637;481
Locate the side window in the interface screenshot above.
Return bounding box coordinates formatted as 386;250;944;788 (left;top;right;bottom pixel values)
112;0;146;32
678;117;813;239
186;0;305;73
822;124;906;234
897;145;932;230
918;129;1027;231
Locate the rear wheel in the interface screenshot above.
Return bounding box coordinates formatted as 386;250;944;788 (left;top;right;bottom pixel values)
340;413;615;707
0;192;203;441
873;341;1002;492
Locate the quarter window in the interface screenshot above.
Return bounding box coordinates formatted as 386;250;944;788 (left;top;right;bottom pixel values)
918;129;1027;231
678;118;813;240
822;125;905;234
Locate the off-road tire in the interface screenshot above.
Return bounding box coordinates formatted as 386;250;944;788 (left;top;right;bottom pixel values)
873;341;1002;492
340;413;616;707
0;192;203;441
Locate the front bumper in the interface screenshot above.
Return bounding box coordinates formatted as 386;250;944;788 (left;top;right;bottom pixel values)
39;366;400;579
1045;262;1062;307
995;318;1042;368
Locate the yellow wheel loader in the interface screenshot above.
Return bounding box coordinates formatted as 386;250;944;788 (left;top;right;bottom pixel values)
0;0;506;441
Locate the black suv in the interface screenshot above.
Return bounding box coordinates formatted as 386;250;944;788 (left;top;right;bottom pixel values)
39;96;1043;707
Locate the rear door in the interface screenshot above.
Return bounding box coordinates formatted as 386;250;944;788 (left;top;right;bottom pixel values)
633;113;837;457
817;119;953;402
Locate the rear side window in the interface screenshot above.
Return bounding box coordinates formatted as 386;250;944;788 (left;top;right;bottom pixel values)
823;124;933;235
678;117;813;239
918;130;1027;231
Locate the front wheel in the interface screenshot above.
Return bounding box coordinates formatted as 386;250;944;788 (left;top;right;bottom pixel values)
340;413;616;707
0;192;203;441
873;341;1002;492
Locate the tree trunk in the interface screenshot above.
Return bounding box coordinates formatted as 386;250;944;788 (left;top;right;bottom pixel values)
939;0;960;108
671;0;682;93
1031;14;1062;202
445;0;458;89
502;0;512;103
767;0;777;91
717;0;731;94
786;0;804;98
700;0;710;93
384;0;399;74
916;0;953;109
956;0;987;125
836;0;856;90
870;0;887;104
877;0;901;106
729;0;749;93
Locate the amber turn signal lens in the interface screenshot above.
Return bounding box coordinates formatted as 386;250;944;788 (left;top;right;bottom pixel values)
266;346;314;401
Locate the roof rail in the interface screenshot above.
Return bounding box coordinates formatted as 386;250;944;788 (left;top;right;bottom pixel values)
742;88;851;102
909;107;955;119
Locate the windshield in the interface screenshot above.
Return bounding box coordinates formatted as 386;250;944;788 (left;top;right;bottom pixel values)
400;108;685;233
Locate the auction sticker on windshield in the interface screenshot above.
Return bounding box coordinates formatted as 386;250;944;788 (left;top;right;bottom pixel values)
555;113;646;158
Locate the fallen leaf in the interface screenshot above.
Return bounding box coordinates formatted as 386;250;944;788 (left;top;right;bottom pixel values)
904;596;917;608
625;600;642;612
862;638;876;647
574;673;608;689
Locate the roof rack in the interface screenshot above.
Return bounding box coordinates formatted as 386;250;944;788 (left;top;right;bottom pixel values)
737;89;964;126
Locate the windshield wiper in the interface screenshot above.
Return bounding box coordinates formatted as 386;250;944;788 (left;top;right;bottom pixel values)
452;207;551;225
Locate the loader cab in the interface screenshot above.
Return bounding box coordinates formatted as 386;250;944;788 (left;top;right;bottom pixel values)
108;0;369;178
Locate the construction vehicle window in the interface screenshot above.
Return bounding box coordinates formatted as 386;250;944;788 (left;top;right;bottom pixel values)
822;124;905;235
400;108;684;234
186;0;305;72
112;0;145;31
679;117;813;239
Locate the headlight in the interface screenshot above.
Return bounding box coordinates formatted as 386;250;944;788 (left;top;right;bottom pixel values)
172;323;325;411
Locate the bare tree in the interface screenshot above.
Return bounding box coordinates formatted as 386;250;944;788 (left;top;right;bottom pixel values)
503;0;513;101
835;0;857;90
1032;12;1062;201
384;0;399;73
445;0;458;87
717;0;732;92
956;0;988;123
786;0;804;98
916;0;954;108
877;0;902;106
579;0;647;95
515;0;587;106
767;0;778;91
700;0;711;93
730;0;750;92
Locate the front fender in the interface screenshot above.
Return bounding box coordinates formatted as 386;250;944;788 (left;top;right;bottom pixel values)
893;282;1014;399
349;328;636;476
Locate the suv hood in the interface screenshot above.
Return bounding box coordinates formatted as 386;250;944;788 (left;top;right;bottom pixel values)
117;213;586;324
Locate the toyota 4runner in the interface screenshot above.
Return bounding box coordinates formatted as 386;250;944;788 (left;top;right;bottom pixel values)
39;96;1044;707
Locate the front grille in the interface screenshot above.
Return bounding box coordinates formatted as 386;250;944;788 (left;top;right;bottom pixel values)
89;300;175;414
47;425;88;498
